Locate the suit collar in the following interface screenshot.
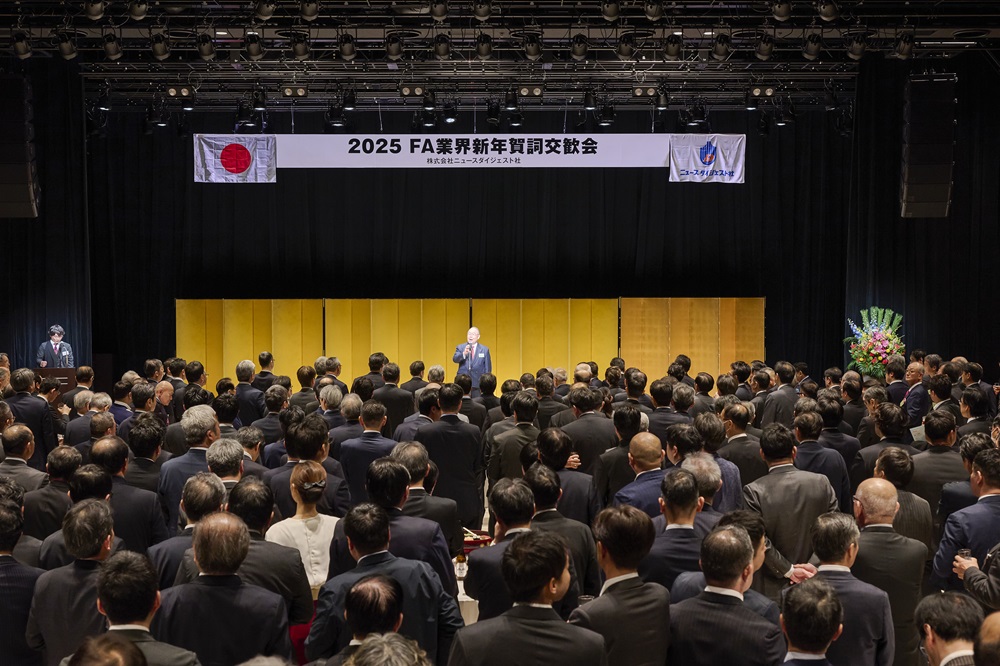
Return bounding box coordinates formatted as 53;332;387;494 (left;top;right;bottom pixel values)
698;590;743;605
504;605;562;621
108;627;154;641
193;574;242;587
357;551;395;568
862;525;895;533
408;487;428;497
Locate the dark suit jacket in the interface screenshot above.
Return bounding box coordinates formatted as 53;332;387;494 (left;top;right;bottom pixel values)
339;431;398;504
842;400;867;435
289;388;319;414
670;571;780;625
853;526;927;666
109;476;169;554
402;487;463;556
153;574;291;666
373;384;416;436
894;490;933;554
0;554;43;666
6;393;57;470
856;416;878;449
22;480;72;540
236;382;267;427
939;480;977;527
160;422;186;457
535;396;570;430
242;455;268;480
174;531;313;625
851;439;920;491
488;423;539;483
35;342;74;368
308;551;464;665
393;413;433;443
932;495;1000;590
818;428;862;470
400;377;428;393
26;559;106;666
531;509;601;596
904;383;931;434
911;447;968;533
761;385;797;428
549;407;577;428
594;442;635;509
459;397;488;431
668;591;785;666
448;605;606;666
0;458;49;492
62;411;94;448
568;576;670;666
646;407;691;449
416;415;483;528
561;413;619;476
959;417;991;437
639;524;702;591
464;532;520;621
718;434;768;485
328;420;364;461
794;441;851;513
265;460;351;519
556;468;599;527
886;380;908;407
123;453;171;493
250;370;276;392
814;569;894;666
963;540;1000;609
109;402;133;427
157;448;209;536
147;529;193;590
72;628;200;666
613;469;663;518
250;412;283;445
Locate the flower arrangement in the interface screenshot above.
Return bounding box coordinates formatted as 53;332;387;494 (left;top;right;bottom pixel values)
844;307;905;379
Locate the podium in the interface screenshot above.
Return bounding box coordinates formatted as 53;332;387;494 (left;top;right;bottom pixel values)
34;368;76;395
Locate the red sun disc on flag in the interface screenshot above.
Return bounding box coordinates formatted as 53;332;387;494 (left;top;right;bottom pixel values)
220;143;252;174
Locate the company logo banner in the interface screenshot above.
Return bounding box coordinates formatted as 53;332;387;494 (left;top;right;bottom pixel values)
668;134;746;184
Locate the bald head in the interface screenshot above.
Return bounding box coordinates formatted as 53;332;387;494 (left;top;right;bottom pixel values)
976;612;1000;665
854;477;898;524
629;432;664;471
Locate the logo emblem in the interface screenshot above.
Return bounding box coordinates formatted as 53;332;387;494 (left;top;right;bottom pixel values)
699;140;718;166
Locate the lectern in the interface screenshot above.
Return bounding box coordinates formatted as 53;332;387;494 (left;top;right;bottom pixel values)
33;368;76;395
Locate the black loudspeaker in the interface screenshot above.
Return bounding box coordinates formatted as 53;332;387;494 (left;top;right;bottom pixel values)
900;74;957;219
0;76;40;219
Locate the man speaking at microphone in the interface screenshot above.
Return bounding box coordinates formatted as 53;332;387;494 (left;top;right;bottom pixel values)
453;327;492;398
36;324;75;368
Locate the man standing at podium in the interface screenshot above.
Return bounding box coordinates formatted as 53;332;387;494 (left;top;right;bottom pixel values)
36;324;74;369
453;327;491;398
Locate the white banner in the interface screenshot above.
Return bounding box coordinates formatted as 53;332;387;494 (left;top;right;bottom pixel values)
193;134;277;183
668;134;746;184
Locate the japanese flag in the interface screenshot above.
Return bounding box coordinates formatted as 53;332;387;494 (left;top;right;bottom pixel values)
193;134;277;183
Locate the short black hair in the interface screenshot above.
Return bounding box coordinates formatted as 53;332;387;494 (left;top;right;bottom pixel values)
345;574;404;637
512;391;539;422
127;412;165;458
592;505;655;569
694;372;714;393
438;383;464;411
360;400;387;428
343;503;390;554
664;424;702;459
366;458;410;509
226;476;274;533
98;551;159;624
286;413;328;460
649;379;673;407
536;427;574;470
418;388;440;417
816;398;844;429
875;447;914;488
700;525;753;585
693;413;725;453
793;411;824;440
90;436;130;476
730;361;751;383
782;578;844;652
810;512;859;562
478;373;497;396
409;360;425;377
64;499;114;559
915;591;984;642
0;499;23;551
923;409;957;442
928;374;953;402
974;448;1000;488
488;478;535;526
962;385;989;418
959;433;994;464
69;464;113;502
661;468;700;511
523;462;561;509
501;530;569;603
717;510;766;549
760;423;796;460
47;445;82;480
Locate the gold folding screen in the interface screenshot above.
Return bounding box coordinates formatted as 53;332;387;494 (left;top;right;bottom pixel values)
176;298;764;384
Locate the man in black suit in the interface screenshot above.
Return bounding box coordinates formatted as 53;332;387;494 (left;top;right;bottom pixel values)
903;361;931;439
390;441;463;557
153;511;292;663
351;353;387;393
963;361;998;418
250;351;277;392
817;398;862;469
841;378;867;436
939;433;993;529
811;511;894;665
646;379;684;447
533;375;569;430
415;384;483;529
852;478;928;666
373;363;416;437
329;394;364;461
668;524;785;665
121;412;171;493
912;593;981;666
761;361;798;428
883;358;907;406
60;366;95;423
793;411;851;513
719;402;769;484
488;391;540;484
148;472;225;590
157;404;219;536
781;578;844;666
26;499;113;666
263;414;350;519
593;405;644;508
613;433;665;517
327;575;406;666
118;382;158;446
235;359;267;427
62;391;95;447
340;400;398;504
749;369;772;428
91;436;169;554
74;412;116;466
94;551;200;666
851;402;921;490
638;467;704;591
250;384;287;446
561;387;618;476
34;325;74;369
688;372;716;418
958;386;991;436
308;503;464;664
235;425;268;479
400;361;428;394
730;361;753;401
6;369;57;471
568;505;670;664
911;412;966;529
290;365;320;414
535;427;598;527
455;374;488;431
449;530;606;666
0;499;44;666
873;447;934;554
23;446;79;541
475;373;501;411
0;425;49;492
928;373;963;426
393;387;440;443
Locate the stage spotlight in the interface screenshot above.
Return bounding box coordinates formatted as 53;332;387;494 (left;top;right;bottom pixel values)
422;109;437;127
443;101;458;123
97;89;112;111
504;90;518;110
386;34;403;60
487;99;501;124
245;34;264;60
326;103;346;127
146;103;168;128
524;34;542;61
571;33;588;61
433;34;451;60
473;0;492;21
281;84;308;97
476;33;493;59
197;34;216;60
598;104;615;126
687;104;706;126
645;0;663;21
601;0;620;22
342;90;357;111
847;33;867;61
583;91;597;111
84;1;106;21
771;1;792;21
300;1;320;21
291;34;310;60
802;33;822;60
745;91;758;110
656;90;669;110
423;90;437;111
251;89;267;111
509;111;523;127
711;33;731;61
128;1;148;20
755;34;774;60
617;34;635;60
894;33;914;59
236;101;255;126
825;89;838;111
58;33;78;60
399;84;425;97
775;103;796;126
151;33;170;60
254;0;277;21
816;0;839;22
663;33;683;60
339;34;357;60
13;32;32;59
430;1;448;21
103;33;122;59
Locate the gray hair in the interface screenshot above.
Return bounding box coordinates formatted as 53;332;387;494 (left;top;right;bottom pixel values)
426;365;446;383
74;390;94;412
349;633;431;666
121;370;141;384
181;404;218;447
235;360;255;382
90;392;112;411
206;438;244;477
554;367;568;382
341;393;363;420
681;452;723;500
639;412;649;432
328;357;342;373
320;385;344;410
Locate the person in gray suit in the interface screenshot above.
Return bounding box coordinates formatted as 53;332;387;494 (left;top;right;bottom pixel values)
744;423;838;602
0;426;49;493
852;478;927;666
913;592;981;666
487;392;540;485
568;505;670;666
372;363;416;438
760;361;798;428
61;551;201;665
873;447;934;554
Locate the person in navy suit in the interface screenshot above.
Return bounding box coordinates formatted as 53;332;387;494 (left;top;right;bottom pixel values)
0;499;45;666
340;401;397;504
6;369;57;471
157;405;219;536
613;433;664;518
35;325;74;369
793;411;851;513
235;360;267;427
638;468;704;590
781;578;843;666
452;327;491;398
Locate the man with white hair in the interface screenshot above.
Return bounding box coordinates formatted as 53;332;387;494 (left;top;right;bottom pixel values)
235;359;267;426
157;405;220;536
452;327;491;398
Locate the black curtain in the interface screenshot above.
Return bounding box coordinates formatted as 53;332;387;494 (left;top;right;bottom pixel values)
0;60;89;369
